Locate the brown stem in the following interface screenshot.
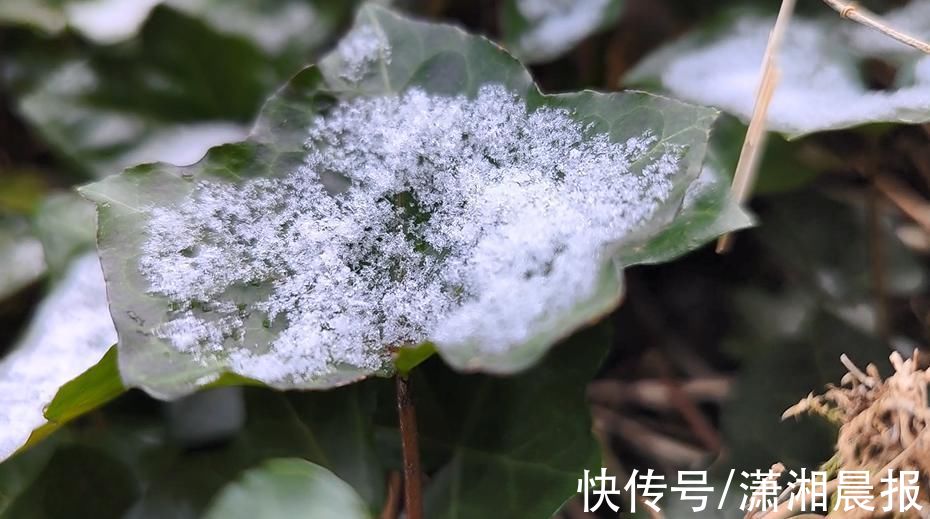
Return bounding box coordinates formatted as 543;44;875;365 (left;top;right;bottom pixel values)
396;375;423;519
866;178;890;345
378;471;402;519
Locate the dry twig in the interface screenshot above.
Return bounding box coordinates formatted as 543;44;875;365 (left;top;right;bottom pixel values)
717;0;797;253
821;0;930;54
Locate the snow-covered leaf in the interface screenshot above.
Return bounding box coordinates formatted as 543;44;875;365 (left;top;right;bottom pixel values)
7;2;350;179
628;4;930;137
203;459;371;519
0;0;344;53
500;0;624;63
0;253;118;462
81;4;748;398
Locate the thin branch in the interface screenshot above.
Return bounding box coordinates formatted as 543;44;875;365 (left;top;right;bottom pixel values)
866;177;890;344
821;0;930;54
717;0;797;253
379;471;403;519
873;173;930;234
396;375;423;519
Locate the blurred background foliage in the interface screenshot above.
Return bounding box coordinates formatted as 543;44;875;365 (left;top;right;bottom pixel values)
1;0;929;517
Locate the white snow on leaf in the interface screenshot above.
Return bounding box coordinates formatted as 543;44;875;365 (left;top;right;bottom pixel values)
66;0;162;43
515;0;610;61
124;123;249;167
649;15;930;136
0;253;117;461
139;85;684;383
334;22;391;83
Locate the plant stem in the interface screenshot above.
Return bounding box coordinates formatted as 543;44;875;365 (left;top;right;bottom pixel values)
821;0;930;54
716;0;796;253
396;375;423;519
379;471;402;519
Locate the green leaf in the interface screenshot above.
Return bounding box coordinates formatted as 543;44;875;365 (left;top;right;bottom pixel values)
9;1;351;180
405;324;609;518
203;458;372;519
16;7;266;178
394;342;436;376
0;0;346;54
499;0;624;63
0;438;59;515
0;445;139;519
18;346;123;456
0;253;117;462
114;386;384;518
615;148;754;266
32;192;97;278
627;4;930;137
44;346;124;424
81;4;747;398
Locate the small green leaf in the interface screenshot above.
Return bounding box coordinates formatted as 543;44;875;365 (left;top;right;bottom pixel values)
500;0;624;63
81;4;748;398
0;253;117;462
44;346;124;424
17;346;123;456
627;5;930;137
394;342;436;376
204;458;372;519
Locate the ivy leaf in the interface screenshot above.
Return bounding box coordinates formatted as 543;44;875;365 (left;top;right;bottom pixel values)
96;386;383;518
8;2;351;179
0;253;118;462
203;459;371;519
0;193;131;462
0;0;346;54
0;445;139;519
499;0;624;63
627;4;930;137
81;4;748;399
616;150;754;266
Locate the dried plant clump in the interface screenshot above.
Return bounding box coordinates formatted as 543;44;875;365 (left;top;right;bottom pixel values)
784;351;930;516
